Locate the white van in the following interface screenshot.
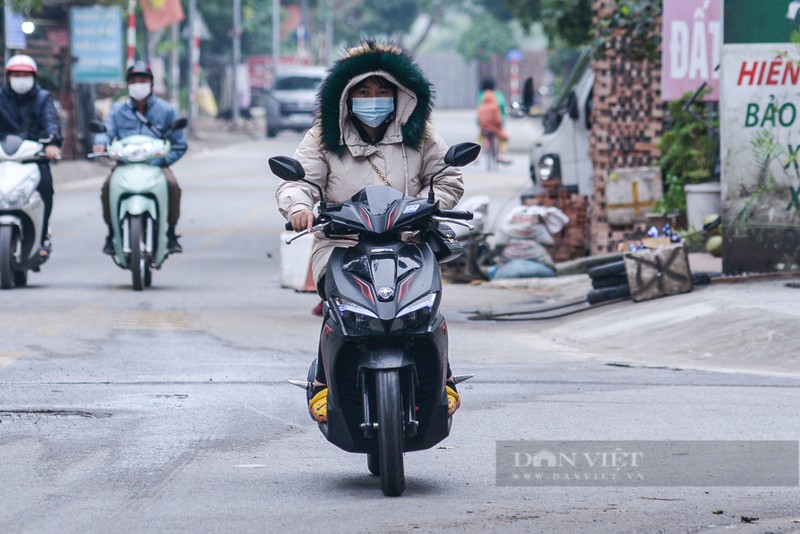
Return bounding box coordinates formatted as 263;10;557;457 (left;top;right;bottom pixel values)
526;50;594;195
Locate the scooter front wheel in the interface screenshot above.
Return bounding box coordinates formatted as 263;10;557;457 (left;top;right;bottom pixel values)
0;226;17;290
129;215;150;291
375;369;405;496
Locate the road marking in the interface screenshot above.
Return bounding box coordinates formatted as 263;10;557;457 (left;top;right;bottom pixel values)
0;351;24;368
232;464;269;469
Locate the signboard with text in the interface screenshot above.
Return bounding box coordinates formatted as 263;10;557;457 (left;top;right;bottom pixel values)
721;0;800;273
70;6;123;84
662;0;721;101
4;6;27;50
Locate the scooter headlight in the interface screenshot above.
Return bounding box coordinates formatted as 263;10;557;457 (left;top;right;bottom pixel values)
537;154;561;182
0;176;37;209
334;297;379;334
122;142;153;162
393;293;438;331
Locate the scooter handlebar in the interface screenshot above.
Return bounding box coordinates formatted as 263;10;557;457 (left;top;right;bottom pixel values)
20;156;51;164
285;217;323;232
436;209;474;220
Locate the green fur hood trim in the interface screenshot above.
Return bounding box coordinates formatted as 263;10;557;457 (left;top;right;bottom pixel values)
317;41;433;154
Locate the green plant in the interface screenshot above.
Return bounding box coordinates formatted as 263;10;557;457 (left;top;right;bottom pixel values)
655;87;719;215
594;0;662;62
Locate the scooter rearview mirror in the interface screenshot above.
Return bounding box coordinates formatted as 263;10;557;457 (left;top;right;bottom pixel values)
269;156;306;181
270;156;327;208
428;142;481;202
444;142;481;167
171;118;188;131
88;121;106;134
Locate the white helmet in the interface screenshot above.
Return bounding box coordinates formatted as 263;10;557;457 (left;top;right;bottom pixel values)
5;54;38;75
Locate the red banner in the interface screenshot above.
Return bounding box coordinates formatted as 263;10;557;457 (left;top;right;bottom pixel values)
139;0;185;32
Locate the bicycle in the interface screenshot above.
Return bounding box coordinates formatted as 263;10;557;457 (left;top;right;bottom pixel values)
481;129;499;172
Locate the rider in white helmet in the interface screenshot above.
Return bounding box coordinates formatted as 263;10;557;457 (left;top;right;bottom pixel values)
0;55;63;258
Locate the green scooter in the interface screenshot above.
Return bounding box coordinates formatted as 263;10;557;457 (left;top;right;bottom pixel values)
89;119;186;290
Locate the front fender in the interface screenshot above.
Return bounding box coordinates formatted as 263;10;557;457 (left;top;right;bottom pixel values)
0;215;22;227
358;347;415;370
119;195;157;220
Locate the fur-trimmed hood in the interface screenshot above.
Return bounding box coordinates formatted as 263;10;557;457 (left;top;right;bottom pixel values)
317;41;433;155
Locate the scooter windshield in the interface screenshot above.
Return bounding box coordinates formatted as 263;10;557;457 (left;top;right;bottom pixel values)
0;135;24;156
350;186;405;216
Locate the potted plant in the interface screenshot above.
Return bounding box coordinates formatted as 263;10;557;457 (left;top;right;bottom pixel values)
656;85;720;231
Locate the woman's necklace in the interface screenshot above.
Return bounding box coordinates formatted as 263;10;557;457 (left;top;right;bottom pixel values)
366;156;392;187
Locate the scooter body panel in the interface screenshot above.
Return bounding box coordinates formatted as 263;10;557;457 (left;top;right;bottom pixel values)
109;162;169;268
320;239;451;454
0;137;46;275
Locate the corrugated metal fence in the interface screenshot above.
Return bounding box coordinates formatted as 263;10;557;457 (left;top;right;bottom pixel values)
416;51;478;110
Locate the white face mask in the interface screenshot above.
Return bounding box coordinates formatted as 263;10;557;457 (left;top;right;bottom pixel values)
9;76;34;95
128;82;151;101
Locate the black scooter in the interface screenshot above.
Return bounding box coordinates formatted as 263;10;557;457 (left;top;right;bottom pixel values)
271;142;479;496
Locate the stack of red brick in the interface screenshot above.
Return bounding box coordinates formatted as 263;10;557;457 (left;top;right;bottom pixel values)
535;183;591;262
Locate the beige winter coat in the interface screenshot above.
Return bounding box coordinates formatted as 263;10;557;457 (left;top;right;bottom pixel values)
276;71;465;285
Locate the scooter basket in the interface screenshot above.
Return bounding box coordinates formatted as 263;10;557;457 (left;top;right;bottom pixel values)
424;223;463;264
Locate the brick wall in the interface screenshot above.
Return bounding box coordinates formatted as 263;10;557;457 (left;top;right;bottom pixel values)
589;0;663;254
538;183;591;262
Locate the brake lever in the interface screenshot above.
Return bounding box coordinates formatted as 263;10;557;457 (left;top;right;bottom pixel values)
284;222;330;244
434;218;475;231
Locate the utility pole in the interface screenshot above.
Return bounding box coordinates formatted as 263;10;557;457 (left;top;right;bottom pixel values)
126;0;136;67
232;0;242;124
325;0;334;65
298;0;309;64
187;0;198;135
272;0;280;79
170;23;180;108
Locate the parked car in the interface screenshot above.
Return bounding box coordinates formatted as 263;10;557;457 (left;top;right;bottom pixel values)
526;49;594;195
266;66;327;138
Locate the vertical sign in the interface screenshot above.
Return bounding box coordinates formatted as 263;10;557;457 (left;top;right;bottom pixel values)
4;6;27;50
662;0;721;101
71;6;124;84
721;0;800;273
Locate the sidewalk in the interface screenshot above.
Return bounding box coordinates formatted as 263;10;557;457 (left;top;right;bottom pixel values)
446;250;800;377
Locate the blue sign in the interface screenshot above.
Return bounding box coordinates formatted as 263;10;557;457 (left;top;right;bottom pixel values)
71;6;123;84
506;49;523;62
4;6;27;50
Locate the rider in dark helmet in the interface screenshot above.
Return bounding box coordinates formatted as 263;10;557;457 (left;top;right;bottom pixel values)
93;61;188;254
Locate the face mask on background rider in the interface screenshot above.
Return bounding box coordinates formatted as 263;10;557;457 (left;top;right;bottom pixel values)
351;97;395;127
9;75;35;95
128;82;151;102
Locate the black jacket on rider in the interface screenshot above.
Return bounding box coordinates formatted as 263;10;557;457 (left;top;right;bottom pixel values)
0;80;62;146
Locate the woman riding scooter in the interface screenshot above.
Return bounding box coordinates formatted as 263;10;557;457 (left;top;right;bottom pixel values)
276;41;465;423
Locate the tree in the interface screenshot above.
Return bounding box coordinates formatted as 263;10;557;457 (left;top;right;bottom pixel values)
499;0;541;30
457;14;515;62
408;0;492;53
501;0;591;47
